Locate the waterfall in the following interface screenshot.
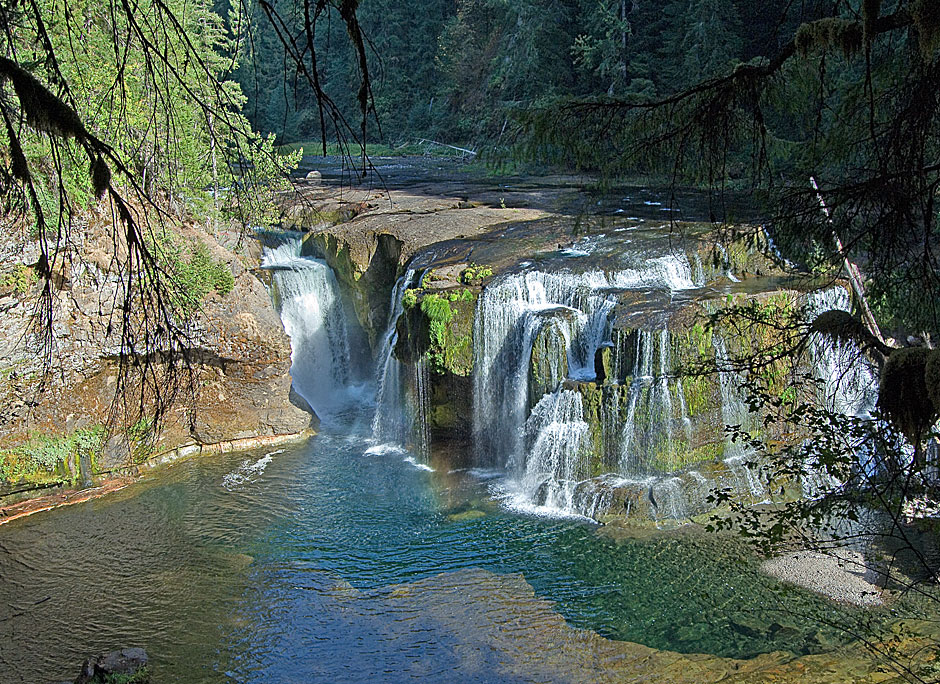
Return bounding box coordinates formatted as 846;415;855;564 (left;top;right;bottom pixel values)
413;358;432;459
617;329;689;475
517;389;591;511
803;287;881;491
372;269;416;444
713;336;765;497
473;257;695;515
263;236;365;419
806;288;879;417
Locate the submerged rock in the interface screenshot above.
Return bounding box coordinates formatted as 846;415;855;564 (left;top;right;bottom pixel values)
73;647;149;683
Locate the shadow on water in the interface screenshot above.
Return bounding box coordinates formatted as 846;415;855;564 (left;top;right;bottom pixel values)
0;410;894;683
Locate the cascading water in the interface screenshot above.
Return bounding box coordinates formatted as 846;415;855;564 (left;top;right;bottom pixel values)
412;358;432;459
618;329;687;475
518;388;591;511
372;269;417;445
262;235;366;419
803;287;881;492
807;288;879;416
713;335;766;498
473;257;696;515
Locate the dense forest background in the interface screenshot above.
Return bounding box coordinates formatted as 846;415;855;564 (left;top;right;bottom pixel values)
236;0;805;146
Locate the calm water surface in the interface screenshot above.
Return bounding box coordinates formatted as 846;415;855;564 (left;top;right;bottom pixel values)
0;412;873;683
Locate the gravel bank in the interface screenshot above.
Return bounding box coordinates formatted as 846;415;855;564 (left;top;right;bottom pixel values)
761;549;883;606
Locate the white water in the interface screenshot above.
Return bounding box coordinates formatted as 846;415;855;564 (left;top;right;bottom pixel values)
618;329;687;475
517;389;591;511
803;287;881;493
263;236;367;420
807;287;879;417
221;451;281;490
372;269;417;444
263;230;881;522
472;258;695;514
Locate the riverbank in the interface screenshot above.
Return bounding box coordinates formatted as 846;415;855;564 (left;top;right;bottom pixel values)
0;429;313;526
761;550;885;607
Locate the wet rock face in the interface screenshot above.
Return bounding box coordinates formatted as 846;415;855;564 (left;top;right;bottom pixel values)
0;224;314;500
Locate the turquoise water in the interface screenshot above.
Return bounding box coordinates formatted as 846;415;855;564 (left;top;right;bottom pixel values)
0;413;873;683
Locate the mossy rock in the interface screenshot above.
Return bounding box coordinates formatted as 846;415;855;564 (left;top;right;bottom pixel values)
429;402;458;431
429;373;473;442
397;289;476;377
394;306;430;364
594;344;615;384
529;320;569;407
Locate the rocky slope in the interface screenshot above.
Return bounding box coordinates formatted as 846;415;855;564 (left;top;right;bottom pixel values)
0;214;314;507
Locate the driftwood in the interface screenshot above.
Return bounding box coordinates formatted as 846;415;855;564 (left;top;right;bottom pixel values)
810;177;885;344
416;138;477;157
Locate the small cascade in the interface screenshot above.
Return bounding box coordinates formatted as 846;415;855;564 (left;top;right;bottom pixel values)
412;358;432;459
372;269;417;444
714;244;741;282
713;336;765;497
473;260;694;471
517;389;591;511
263;235;364;418
618;330;685;475
806;288;879;417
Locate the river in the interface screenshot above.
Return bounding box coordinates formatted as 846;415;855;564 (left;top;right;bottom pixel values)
0;168;893;682
0;409;877;683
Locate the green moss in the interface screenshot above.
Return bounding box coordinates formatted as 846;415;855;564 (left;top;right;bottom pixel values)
650;440;723;473
1;264;36;295
429;403;458;430
573;381;630;477
402;288;418;310
682;374;714;418
128;417;155;464
101;668;151;684
419;292;475;376
878;347;936;446
686;321;714;360
0;426;106;486
794;17;863;58
459;264;493;285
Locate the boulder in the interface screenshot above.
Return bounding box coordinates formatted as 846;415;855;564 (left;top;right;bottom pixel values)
74;647;149;683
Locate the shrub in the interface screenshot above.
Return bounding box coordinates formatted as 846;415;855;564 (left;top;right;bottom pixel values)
0;426;106;484
459;263;493;285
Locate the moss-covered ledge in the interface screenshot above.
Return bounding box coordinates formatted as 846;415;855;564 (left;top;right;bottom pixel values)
0;428;315;525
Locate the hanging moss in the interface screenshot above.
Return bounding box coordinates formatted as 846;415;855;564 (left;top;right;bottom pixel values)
925;349;940;415
794;18;863;58
877;347;936;446
912;0;940;57
809;310;878;347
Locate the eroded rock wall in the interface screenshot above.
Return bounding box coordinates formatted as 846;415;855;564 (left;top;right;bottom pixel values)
0;221;314;504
